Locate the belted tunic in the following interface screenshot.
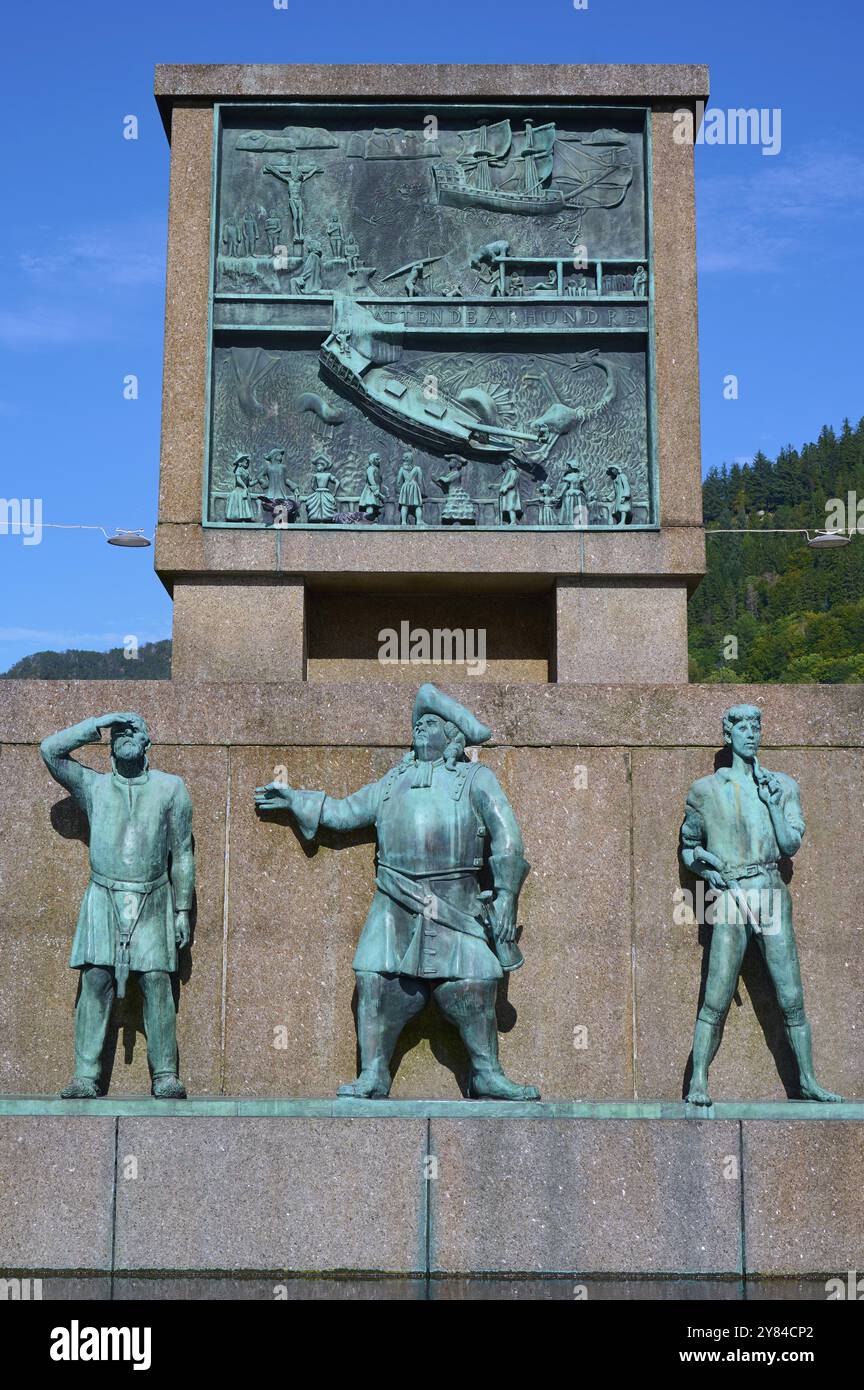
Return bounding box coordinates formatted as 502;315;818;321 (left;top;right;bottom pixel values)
40;719;194;977
67;768;194;973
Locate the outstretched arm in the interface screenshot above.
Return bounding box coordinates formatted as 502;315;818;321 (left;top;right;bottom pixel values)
255;779;380;840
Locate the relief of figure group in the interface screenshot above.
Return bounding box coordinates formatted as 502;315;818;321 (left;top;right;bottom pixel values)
220;157;371;296
220;196;648;303
214;115;649;528
218;320;645;528
223;439;634;529
224;444;383;525
218;115;648;303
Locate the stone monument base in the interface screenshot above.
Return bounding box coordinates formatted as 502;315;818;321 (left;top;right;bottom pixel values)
2;678;862;1293
2;1099;863;1291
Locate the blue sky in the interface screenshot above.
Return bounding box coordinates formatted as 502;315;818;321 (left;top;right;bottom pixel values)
1;0;862;670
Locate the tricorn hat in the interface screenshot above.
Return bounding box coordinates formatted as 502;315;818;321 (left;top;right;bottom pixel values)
412;683;492;746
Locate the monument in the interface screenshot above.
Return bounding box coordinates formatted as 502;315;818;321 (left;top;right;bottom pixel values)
2;64;862;1296
156;66;705;686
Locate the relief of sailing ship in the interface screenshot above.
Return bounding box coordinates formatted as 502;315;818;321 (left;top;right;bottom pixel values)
432;118;633;216
319;297;539;458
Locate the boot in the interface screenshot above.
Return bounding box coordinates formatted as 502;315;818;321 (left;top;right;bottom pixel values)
338;972;427;1098
436;979;540;1101
152;1073;187;1099
60;1077;101;1099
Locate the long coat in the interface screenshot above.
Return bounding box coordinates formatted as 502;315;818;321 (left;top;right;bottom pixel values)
290;758;529;981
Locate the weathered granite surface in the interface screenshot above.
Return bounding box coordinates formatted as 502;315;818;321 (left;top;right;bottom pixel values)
0;1116;115;1271
306;591;550;683
154;63;710;112
429;1118;742;1274
171;580;306;682
742;1121;864;1276
554;580;689;682
154;524;707;585
113;1116;427;1273
2;680;861;748
158;103;212;529
3;1107;860;1279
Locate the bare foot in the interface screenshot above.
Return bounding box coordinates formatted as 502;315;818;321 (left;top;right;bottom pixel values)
686;1082;713;1107
470;1068;540;1101
60;1077;101;1099
337;1065;391;1099
799;1079;844;1103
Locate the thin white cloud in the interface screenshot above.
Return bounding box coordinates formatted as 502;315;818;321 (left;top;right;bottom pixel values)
1;217;165;348
697;142;864;273
18;221;165;289
0;307;112;347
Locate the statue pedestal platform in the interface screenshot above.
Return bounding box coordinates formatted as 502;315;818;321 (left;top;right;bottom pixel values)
2;1098;863;1289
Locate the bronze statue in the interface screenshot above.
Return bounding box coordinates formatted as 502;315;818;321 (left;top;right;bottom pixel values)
681;704;842;1107
255;685;539;1101
41;714;194;1099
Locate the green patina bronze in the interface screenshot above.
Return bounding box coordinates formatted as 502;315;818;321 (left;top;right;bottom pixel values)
41;714;195;1099
206;101;657;531
681;704;843;1107
255;683;540;1100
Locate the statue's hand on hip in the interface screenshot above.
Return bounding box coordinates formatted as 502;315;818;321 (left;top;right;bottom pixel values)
692;847;728;892
254;781;295;812
174;910;190;949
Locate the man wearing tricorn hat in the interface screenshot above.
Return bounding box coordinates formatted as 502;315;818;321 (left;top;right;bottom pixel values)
255;684;540;1100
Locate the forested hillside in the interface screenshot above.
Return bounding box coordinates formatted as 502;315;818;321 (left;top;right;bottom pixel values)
2;639;172;680
689;417;864;683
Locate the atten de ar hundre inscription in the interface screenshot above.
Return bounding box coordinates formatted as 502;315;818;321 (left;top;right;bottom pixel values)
206;102;656;531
